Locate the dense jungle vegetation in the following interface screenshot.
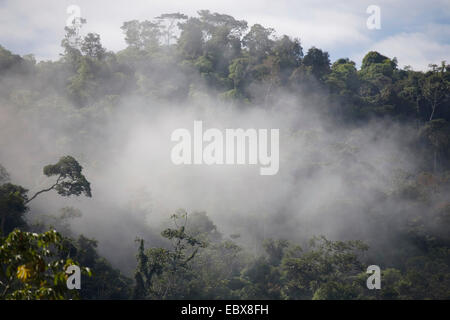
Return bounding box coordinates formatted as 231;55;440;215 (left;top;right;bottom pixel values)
0;10;449;299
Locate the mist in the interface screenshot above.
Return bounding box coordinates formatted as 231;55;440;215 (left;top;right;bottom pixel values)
0;77;427;274
0;8;448;302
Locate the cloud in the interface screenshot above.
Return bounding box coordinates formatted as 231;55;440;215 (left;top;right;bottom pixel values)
0;0;448;69
245;10;369;49
353;29;450;70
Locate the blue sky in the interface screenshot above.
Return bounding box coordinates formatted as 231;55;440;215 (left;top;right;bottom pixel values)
1;0;449;70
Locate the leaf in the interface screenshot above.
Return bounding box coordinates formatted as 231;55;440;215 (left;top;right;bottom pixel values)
17;264;31;282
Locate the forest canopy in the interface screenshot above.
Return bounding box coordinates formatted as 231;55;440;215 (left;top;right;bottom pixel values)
0;10;449;300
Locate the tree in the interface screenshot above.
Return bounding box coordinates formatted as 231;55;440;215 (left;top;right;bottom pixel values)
155;13;188;46
198;10;247;37
0;46;28;74
360;51;396;80
66;57;97;106
81;33;106;59
61;17;87;67
362;51;394;69
228;57;250;96
419;119;450;172
281;236;368;299
272;36;303;83
242;24;274;62
421;65;449;121
302;47;331;81
198;10;247;71
121;20;141;49
70;235;132;299
120;20;161;52
140;20;162;52
326;58;359;96
238;239;289;300
26;155;92;204
177;17;204;59
133;211;206;299
1;10;450;301
0;229;90;299
0;156;91;237
0;183;28;235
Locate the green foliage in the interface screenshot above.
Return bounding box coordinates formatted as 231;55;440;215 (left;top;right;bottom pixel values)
69;235;132;299
419;119;450;171
239;255;284;300
0;45;29;74
362;51;395;70
0;183;28;235
121;20;162;52
326;58;359;96
81;33;106;60
1;10;450;300
41;155;92;199
31;209;133;300
133;211;206;299
281;236;368;299
0;229;89;299
421;67;449;121
61;18;86;66
302;47;331;81
155;13;188;46
0;156;91;237
242;24;274;62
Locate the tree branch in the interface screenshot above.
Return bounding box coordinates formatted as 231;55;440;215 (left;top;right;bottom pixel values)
25;175;62;204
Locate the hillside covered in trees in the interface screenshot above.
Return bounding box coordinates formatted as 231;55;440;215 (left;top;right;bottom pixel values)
0;10;449;299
